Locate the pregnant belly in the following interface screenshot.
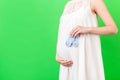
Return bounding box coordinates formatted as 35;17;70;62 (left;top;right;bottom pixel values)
57;32;72;60
56;24;77;60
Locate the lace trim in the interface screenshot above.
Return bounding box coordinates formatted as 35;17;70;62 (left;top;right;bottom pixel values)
63;0;89;15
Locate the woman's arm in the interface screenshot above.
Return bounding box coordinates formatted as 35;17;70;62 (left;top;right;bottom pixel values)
70;0;118;36
88;0;118;35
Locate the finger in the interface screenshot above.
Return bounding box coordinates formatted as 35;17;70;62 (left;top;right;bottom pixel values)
68;61;73;65
65;62;73;67
63;59;69;63
70;26;79;35
66;60;72;63
60;60;66;64
70;26;78;33
66;59;73;62
66;62;73;67
71;28;80;37
62;63;70;67
63;64;70;67
62;59;73;66
65;61;73;65
71;27;79;35
62;63;68;66
61;61;69;65
74;30;80;37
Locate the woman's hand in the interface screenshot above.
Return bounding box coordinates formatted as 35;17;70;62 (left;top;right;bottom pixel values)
56;54;73;67
70;25;90;37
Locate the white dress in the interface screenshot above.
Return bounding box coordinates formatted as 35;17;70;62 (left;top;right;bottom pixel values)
56;0;105;80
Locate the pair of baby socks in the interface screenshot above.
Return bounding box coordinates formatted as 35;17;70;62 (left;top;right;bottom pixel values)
65;35;79;47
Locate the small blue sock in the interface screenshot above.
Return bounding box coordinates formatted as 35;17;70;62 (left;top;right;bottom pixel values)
65;35;75;47
65;35;79;47
72;35;79;47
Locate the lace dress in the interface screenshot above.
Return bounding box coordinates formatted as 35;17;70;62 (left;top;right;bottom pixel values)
56;0;105;80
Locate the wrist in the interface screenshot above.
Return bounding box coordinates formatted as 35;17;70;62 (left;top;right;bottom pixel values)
84;27;92;34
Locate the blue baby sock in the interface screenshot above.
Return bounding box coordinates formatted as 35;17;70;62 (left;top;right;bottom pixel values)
65;35;75;47
72;35;79;47
65;35;79;47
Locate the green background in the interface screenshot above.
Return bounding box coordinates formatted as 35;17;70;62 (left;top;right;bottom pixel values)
0;0;119;80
